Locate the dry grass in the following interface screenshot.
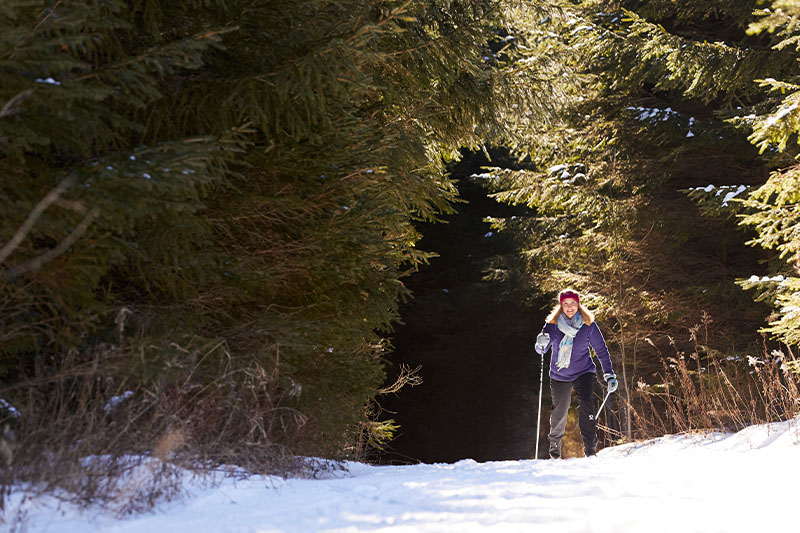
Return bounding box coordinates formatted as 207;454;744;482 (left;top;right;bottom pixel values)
599;318;800;445
0;336;330;527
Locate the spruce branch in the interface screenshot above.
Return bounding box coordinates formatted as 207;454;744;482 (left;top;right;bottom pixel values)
0;0;63;60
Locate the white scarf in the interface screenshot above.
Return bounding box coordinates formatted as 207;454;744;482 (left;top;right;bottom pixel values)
556;311;584;370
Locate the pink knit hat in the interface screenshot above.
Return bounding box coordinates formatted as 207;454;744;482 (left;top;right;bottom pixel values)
559;289;580;304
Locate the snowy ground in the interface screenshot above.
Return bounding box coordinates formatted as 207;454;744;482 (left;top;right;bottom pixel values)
6;419;800;532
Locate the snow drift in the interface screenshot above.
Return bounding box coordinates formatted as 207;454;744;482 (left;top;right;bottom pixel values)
6;419;799;532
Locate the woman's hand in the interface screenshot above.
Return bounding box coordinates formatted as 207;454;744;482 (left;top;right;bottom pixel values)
535;333;550;354
603;373;618;393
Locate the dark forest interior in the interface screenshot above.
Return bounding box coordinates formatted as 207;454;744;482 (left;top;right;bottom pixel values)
380;153;547;463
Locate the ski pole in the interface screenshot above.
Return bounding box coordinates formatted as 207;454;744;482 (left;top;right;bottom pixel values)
535;349;544;460
595;388;612;420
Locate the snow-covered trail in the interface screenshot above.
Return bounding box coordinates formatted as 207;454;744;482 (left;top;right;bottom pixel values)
9;420;800;533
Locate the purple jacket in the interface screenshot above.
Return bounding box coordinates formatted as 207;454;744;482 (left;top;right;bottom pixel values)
542;321;614;382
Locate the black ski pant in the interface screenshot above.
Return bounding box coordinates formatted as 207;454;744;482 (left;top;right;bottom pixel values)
548;372;597;457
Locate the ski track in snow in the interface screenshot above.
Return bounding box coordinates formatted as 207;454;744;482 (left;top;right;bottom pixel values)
7;420;800;532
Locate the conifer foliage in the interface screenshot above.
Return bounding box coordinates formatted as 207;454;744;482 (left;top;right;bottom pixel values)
487;0;800;439
738;1;800;344
0;0;559;495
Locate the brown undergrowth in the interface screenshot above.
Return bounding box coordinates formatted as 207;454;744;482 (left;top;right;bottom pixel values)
0;337;334;525
599;317;800;446
0;335;417;529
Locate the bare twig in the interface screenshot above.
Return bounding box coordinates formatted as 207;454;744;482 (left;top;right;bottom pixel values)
0;176;76;266
0;89;33;119
2;206;99;279
379;364;422;395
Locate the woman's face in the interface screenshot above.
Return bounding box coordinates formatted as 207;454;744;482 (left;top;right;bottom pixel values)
561;298;579;319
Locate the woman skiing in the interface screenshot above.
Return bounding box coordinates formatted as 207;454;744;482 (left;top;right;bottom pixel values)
534;289;617;458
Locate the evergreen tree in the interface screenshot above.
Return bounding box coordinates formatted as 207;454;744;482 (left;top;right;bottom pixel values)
487;0;800;438
1;0;560;486
738;1;800;346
